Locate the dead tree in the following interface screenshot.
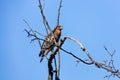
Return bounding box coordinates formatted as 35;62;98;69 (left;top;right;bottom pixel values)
24;0;120;80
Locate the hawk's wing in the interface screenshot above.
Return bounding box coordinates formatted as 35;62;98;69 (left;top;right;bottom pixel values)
39;34;55;62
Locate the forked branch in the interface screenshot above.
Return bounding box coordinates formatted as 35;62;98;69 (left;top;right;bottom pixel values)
62;36;120;79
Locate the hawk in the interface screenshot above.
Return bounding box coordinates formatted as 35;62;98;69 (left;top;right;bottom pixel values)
39;25;62;62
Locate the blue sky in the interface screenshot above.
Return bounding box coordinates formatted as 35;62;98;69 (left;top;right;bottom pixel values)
0;0;120;80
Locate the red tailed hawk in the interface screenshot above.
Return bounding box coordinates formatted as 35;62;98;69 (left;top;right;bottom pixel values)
39;25;62;62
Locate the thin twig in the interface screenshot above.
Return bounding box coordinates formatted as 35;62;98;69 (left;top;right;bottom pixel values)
57;0;62;25
24;29;43;47
23;19;46;37
23;19;31;29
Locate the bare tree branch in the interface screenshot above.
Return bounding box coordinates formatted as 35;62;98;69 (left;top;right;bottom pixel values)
61;36;93;64
24;29;43;47
57;51;60;79
64;36;94;61
38;0;51;34
63;36;120;79
53;55;59;80
59;47;93;65
57;0;62;25
48;58;53;80
23;19;44;47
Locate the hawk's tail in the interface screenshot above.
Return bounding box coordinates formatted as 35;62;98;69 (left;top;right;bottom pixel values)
39;50;45;63
40;56;44;63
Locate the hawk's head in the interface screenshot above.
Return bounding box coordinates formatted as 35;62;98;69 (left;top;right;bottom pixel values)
55;25;62;31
